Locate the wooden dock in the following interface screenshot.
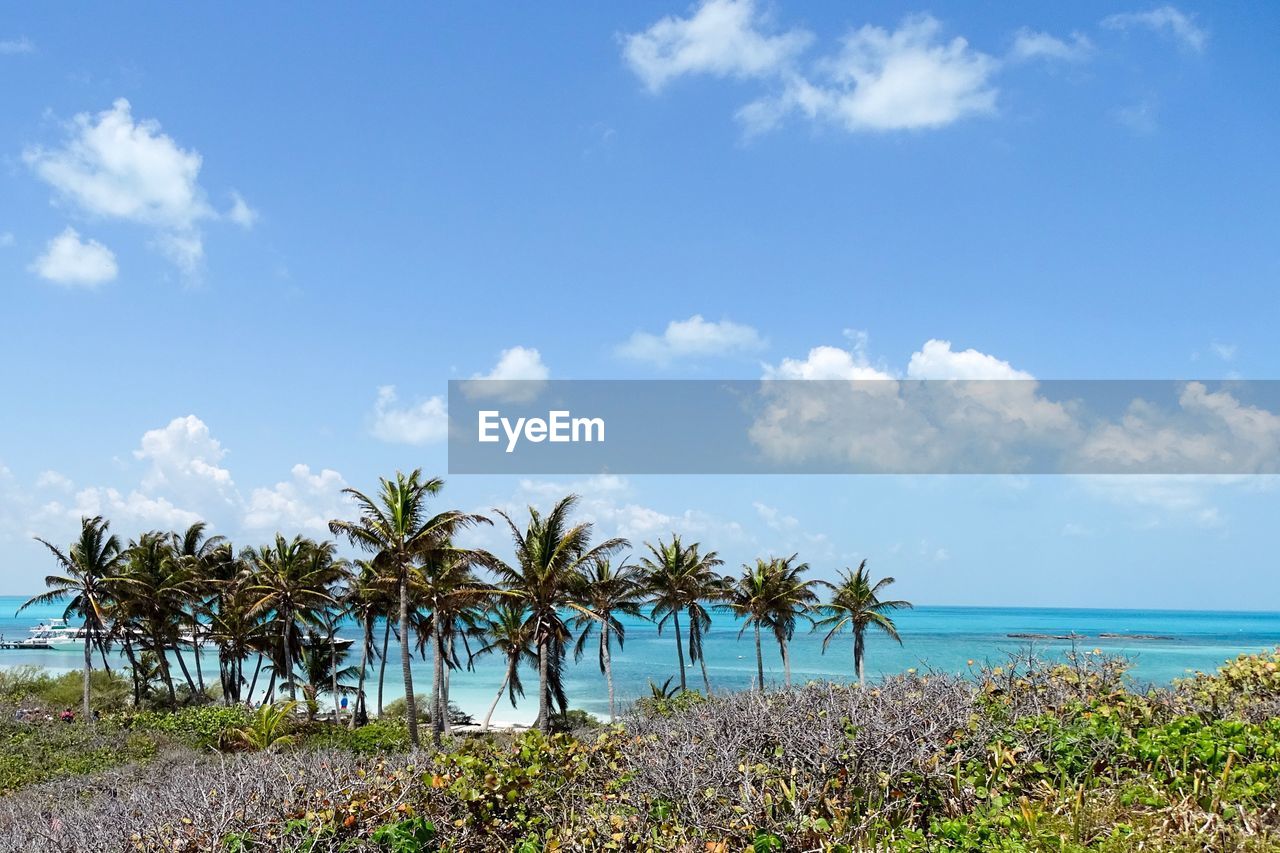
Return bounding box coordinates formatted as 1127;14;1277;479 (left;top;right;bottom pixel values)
0;641;50;649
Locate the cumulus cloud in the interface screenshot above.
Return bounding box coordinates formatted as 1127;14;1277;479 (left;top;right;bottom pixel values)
618;314;766;365
625;5;1002;135
29;227;118;287
44;487;204;531
753;337;1078;472
243;464;348;533
370;386;449;445
1075;383;1280;474
621;0;812;92
749;14;999;134
1009;28;1093;63
25;416;352;544
23;98;252;276
905;339;1032;380
461;346;550;403
133;415;238;513
1102;6;1207;52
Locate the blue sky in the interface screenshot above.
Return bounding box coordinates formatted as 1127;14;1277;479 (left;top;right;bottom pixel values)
2;2;1278;607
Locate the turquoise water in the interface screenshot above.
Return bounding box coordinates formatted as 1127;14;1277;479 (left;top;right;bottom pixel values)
3;596;1278;725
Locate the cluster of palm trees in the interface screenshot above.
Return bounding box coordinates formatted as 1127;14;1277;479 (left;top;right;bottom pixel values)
21;469;912;750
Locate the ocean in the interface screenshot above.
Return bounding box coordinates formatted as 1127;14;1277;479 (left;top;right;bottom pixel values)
3;595;1278;725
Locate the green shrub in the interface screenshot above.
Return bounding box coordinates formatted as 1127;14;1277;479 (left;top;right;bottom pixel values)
127;705;250;749
0;666;131;712
383;696;474;726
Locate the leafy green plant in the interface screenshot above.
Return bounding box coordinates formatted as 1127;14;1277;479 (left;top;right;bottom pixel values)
370;817;437;852
228;701;300;752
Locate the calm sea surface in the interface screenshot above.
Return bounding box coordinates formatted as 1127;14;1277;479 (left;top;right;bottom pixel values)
3;595;1278;724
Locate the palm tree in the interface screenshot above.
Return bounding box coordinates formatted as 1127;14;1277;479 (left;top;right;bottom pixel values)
243;535;342;702
343;560;383;728
640;536;724;693
283;629;359;719
573;558;644;722
760;554;819;688
492;495;627;734
473;602;537;731
725;559;775;692
169;522;227;700
115;532;194;704
415;548;492;743
19;516;124;720
328;470;488;748
815;560;912;684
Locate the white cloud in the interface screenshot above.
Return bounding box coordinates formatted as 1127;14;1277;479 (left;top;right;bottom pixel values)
227;191;258;228
1102;6;1207;52
1076;383;1280;474
133;415;237;509
618;314;766;364
622;0;812;93
462;346;550;403
29;227;118;287
244;464;347;533
370;386;448;445
44;487;203;531
474;346;549;383
739;14;999;134
906;339;1032;380
753;337;1077;472
763;344;893;380
0;37;34;55
1009;28;1093;63
23;98;247;276
35;470;74;492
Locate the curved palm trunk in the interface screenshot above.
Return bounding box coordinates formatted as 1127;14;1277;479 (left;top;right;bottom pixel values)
351;614;372;730
431;616;445;745
672;611;686;692
443;664;452;736
399;575;419;748
754;622;765;692
854;627;866;685
155;631;177;704
482;663;512;732
377;618;391;717
191;616;206;696
602;626;616;722
248;654;264;702
282;613;297;701
694;624;712;696
173;645;198;695
780;639;792;689
537;632;550;734
82;632;93;723
121;639;141;707
330;629;340;723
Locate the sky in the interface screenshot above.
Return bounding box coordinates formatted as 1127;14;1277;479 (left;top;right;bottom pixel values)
2;2;1278;608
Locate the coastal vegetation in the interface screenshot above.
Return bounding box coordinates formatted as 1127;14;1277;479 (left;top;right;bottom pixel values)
5;470;1280;849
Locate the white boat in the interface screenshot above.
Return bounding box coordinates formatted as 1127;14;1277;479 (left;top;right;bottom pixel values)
18;618;88;650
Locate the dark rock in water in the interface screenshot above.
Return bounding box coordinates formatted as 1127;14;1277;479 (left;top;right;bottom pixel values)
1098;633;1174;641
1007;633;1081;640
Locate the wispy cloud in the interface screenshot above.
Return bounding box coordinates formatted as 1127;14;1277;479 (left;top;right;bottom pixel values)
0;37;35;55
1102;6;1208;53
